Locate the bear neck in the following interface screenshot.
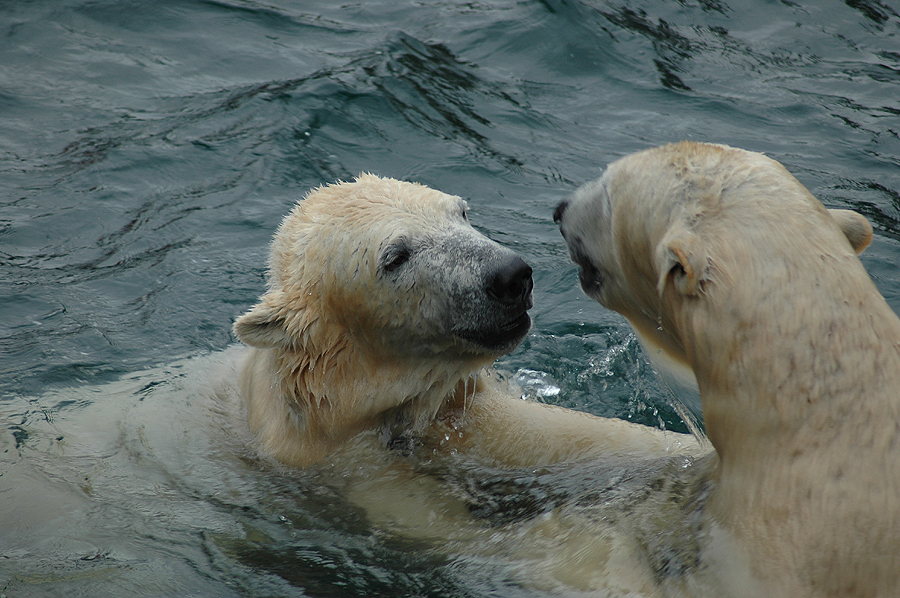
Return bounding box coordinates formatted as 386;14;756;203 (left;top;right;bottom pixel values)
678;254;900;591
270;341;487;449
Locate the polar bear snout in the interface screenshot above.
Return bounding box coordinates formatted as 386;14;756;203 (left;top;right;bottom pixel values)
562;236;603;295
486;254;533;306
552;198;569;224
452;248;533;353
576;257;603;296
554;200;606;300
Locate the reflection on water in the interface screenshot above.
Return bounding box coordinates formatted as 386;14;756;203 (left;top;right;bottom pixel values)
1;0;899;595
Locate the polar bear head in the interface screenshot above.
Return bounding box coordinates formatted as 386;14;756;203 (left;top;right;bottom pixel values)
554;141;872;373
234;174;533;461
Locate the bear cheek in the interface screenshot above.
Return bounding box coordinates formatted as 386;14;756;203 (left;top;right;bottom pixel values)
356;289;449;355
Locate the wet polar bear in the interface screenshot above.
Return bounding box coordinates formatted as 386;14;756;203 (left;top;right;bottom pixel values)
555;142;900;597
233;173;532;466
233;174;693;469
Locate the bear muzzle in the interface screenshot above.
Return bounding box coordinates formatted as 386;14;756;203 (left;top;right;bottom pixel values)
486;254;534;307
554;200;606;299
452;252;533;354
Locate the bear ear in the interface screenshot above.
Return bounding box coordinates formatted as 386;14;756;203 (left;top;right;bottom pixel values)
828;208;873;255
233;298;294;348
654;229;707;298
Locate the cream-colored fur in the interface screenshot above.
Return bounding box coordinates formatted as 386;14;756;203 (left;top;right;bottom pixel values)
557;141;900;597
234;174;699;468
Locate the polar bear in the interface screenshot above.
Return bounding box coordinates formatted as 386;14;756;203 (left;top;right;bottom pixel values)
233;174;532;466
234;174;696;469
555;141;900;597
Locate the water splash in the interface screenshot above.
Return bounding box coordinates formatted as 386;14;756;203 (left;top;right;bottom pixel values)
514;368;561;402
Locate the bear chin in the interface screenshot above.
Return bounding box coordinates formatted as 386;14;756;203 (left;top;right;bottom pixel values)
454;310;532;354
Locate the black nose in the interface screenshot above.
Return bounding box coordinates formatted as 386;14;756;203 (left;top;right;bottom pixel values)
553;199;569;224
487;255;534;305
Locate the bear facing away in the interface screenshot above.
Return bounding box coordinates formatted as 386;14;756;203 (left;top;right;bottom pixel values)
555;141;900;597
234;174;696;469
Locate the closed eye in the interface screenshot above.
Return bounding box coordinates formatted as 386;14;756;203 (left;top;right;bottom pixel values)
381;242;412;273
458;199;469;222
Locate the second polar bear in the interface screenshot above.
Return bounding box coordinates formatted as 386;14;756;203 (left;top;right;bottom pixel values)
556;141;900;597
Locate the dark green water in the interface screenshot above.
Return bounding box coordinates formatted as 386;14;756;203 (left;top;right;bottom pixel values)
1;1;899;596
